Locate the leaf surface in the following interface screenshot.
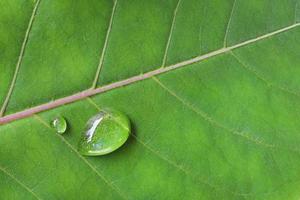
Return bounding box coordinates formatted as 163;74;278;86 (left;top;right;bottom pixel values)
1;0;300;199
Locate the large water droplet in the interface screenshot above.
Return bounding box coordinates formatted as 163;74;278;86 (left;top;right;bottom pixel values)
51;116;67;134
78;108;130;156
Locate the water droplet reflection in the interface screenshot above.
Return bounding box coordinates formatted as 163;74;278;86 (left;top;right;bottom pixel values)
78;108;130;156
51;116;67;134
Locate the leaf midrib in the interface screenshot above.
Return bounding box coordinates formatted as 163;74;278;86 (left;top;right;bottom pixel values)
1;22;299;125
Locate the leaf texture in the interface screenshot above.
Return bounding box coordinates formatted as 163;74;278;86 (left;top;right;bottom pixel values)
1;0;300;199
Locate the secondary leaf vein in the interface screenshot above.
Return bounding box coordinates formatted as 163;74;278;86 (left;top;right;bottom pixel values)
223;0;237;47
92;0;118;88
231;51;300;98
0;164;42;200
0;0;41;117
161;0;182;67
152;77;276;148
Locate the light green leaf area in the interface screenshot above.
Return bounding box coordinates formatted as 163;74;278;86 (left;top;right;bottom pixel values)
1;0;300;199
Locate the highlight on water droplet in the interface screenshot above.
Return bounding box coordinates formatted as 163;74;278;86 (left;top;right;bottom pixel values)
51;116;67;134
78;108;130;156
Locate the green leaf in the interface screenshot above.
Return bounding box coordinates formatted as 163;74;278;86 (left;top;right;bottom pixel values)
1;0;300;199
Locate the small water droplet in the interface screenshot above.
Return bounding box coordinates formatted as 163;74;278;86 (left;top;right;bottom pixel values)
51;116;67;134
78;108;130;156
